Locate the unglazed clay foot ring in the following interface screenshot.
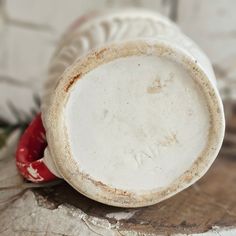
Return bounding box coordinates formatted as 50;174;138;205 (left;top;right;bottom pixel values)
16;113;57;182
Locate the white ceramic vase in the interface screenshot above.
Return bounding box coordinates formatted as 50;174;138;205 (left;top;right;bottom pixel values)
18;9;225;207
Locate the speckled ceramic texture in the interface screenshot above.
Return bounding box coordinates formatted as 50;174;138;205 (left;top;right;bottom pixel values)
40;9;225;207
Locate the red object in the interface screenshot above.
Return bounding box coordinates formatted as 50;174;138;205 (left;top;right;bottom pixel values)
16;113;57;183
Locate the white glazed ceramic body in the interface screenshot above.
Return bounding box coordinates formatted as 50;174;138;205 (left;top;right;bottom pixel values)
40;9;225;207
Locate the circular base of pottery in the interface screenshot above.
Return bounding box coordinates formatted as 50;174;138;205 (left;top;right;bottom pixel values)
43;40;224;207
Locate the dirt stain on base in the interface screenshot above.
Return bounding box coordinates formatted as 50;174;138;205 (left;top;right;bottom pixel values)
147;73;174;94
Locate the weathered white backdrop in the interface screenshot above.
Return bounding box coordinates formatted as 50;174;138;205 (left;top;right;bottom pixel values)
0;0;235;121
0;1;236;236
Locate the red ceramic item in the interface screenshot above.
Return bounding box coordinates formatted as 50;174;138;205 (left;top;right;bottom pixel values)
16;113;57;182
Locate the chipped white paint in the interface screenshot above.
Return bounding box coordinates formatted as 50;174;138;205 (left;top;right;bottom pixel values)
106;210;138;220
1;145;236;235
1;189;235;236
26;164;44;182
0;191;120;236
27;165;38;178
